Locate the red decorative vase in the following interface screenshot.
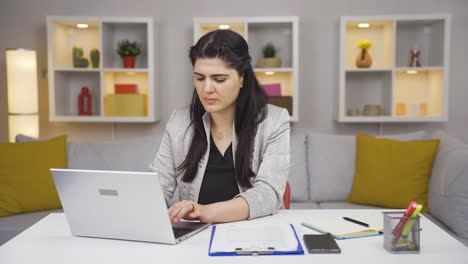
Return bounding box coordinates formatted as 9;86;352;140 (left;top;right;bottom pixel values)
122;56;135;68
78;86;92;115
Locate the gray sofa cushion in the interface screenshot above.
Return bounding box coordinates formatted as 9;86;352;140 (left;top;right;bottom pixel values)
16;134;162;172
68;137;161;171
306;131;426;202
307;133;356;202
317;202;382;210
0;209;62;245
290;202;320;210
427;131;468;239
289;130;309;201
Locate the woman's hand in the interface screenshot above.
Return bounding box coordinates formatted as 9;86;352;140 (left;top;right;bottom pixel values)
168;200;216;223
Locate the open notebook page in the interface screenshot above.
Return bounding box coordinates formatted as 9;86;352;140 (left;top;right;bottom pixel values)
302;211;383;235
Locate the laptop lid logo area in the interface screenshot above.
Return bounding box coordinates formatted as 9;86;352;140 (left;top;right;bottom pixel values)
99;189;119;196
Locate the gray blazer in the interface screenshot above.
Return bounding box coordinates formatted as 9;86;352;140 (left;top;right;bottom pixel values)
150;104;290;220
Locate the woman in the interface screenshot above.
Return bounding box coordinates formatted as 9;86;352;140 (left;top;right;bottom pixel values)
150;29;290;224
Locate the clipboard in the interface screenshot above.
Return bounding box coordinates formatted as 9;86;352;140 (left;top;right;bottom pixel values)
208;224;304;256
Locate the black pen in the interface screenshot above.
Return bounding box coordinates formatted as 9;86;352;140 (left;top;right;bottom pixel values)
342;217;369;228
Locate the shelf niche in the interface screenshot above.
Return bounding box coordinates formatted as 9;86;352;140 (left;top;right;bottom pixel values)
53;21;100;69
102;22;149;69
394;69;443;117
345;21;394;70
54;71;101;116
198;22;246;40
345;71;392;117
249;22;293;69
395;19;445;68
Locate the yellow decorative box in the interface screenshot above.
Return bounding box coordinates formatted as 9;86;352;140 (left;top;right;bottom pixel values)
104;94;147;116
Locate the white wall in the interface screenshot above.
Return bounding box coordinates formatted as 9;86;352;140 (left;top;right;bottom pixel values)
1;0;467;143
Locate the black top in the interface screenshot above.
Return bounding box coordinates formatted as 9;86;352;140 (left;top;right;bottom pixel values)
198;135;239;205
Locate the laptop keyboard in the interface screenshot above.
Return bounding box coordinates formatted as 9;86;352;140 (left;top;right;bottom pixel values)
173;227;195;238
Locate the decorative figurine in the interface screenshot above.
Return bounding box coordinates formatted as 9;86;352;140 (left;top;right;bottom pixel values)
90;48;100;68
72;45;89;68
409;45;421;67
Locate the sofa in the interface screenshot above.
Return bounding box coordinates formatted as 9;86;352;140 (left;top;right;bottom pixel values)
1;129;467;247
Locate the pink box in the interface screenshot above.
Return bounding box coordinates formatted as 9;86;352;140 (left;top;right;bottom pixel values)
261;83;282;96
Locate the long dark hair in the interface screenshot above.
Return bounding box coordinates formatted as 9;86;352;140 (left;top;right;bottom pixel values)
177;29;268;188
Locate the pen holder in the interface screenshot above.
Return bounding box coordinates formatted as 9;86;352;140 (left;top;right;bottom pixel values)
383;211;421;254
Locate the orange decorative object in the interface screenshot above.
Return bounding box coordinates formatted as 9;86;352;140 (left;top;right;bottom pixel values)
115;84;138;94
419;103;428;116
78;86;92;115
355;48;372;68
395;102;406;116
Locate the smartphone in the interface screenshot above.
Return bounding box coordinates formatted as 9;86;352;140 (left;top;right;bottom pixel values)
303;233;341;254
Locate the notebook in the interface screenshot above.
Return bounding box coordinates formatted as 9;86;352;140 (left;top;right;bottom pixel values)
301;211;383;240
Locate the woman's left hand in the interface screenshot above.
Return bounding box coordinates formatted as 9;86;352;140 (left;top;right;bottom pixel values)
168;200;216;223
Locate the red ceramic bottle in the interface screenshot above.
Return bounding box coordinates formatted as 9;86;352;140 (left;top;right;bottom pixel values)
78;86;92;115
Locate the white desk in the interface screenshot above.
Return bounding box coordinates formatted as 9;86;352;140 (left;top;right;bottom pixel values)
0;210;467;263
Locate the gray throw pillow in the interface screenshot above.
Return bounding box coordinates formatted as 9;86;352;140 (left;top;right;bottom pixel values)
289;130;308;201
427;131;468;239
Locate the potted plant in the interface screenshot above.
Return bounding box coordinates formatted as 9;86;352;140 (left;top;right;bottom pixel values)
256;42;282;68
116;40;141;68
356;39;372;68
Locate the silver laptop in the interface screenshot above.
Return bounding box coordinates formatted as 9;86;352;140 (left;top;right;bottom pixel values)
50;168;210;244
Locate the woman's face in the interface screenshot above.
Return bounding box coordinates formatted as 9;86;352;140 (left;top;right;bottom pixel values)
193;58;243;115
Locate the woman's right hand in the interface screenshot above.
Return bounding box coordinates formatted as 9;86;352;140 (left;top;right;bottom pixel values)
168;200;216;223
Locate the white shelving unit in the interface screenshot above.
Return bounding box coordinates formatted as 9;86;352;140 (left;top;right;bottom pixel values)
194;17;299;122
338;14;450;123
46;16;158;122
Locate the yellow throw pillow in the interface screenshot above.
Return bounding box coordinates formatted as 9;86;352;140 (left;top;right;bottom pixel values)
0;135;67;216
347;133;439;211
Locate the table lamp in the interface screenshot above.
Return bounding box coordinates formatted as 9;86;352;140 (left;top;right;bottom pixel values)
6;49;39;142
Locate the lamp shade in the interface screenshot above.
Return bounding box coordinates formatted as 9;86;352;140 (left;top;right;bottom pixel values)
6;49;39;142
8;115;39;142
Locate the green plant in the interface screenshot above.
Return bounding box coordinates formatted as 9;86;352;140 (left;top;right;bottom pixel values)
262;42;277;58
72;45;89;68
116;40;141;57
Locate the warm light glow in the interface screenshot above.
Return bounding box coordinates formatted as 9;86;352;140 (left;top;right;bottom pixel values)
358;23;370;28
218;24;230;30
77;23;88;29
6;50;38;114
265;71;275;75
126;72;137;75
407;70;418;74
8;115;39;143
6;49;39;142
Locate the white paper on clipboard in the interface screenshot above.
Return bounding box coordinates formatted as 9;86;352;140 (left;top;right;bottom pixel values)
210;223;298;253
